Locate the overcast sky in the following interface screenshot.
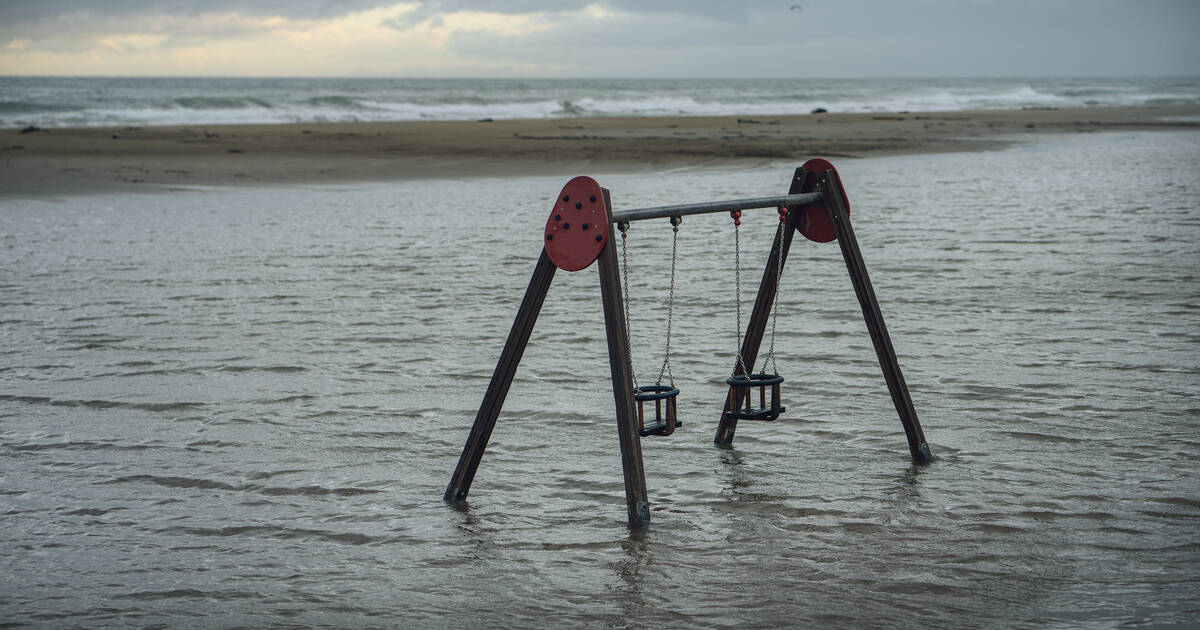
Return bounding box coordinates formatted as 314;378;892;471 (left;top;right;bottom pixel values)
1;0;1197;78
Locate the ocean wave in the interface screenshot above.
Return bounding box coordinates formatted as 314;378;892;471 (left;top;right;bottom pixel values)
0;99;77;114
174;96;274;110
2;76;1196;127
105;474;384;498
0;394;205;412
154;524;386;546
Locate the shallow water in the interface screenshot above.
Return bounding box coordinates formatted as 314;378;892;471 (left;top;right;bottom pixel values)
2;131;1199;628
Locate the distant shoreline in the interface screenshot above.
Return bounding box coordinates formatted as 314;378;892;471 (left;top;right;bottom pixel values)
3;104;1198;197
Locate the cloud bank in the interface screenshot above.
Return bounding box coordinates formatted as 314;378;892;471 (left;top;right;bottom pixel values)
1;0;1197;77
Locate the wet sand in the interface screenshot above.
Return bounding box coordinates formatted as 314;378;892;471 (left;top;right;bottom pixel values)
2;104;1197;196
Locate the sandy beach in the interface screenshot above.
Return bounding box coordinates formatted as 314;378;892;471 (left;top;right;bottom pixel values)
2;104;1198;196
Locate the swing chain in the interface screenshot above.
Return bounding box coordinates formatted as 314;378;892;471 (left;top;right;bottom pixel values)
731;210;750;377
618;221;639;391
760;206;787;375
655;216;680;387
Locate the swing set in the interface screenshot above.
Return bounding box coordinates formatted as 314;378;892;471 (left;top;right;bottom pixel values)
445;159;933;528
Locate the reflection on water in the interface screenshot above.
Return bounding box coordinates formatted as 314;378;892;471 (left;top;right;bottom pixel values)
2;131;1199;627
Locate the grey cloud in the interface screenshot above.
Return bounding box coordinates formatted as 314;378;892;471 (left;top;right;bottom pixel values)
3;0;1197;77
0;0;392;51
0;0;768;25
0;0;390;22
438;0;1200;78
420;0;755;19
378;1;761;34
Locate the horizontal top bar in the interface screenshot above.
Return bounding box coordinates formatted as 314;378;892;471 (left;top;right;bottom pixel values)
608;192;822;224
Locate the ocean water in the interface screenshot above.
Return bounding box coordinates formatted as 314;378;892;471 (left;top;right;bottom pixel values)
2;130;1199;627
2;76;1199;128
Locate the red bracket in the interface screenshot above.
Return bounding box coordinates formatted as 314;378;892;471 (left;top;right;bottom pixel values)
544;176;609;272
797;158;851;243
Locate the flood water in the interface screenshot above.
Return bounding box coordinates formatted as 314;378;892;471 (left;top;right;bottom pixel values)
2;131;1199;628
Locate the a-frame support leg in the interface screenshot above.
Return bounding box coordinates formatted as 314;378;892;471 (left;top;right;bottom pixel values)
445;250;557;503
597;190;652;528
445;193;651;528
714;167;807;447
817;170;934;464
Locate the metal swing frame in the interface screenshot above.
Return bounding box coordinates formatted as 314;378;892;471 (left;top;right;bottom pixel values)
444;162;933;529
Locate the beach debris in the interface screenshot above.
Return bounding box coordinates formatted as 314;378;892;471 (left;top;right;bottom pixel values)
204;128;219;138
811;107;828;114
3;145;24;150
112;133;119;139
737;118;763;124
19;125;42;134
477;117;494;123
227;148;245;153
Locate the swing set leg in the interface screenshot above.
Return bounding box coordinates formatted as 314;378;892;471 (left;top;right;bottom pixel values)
596;200;652;528
445;250;557;503
817;170;934;465
445;190;652;529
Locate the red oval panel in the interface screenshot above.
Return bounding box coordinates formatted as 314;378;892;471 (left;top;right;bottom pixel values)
798;158;850;244
544;176;609;272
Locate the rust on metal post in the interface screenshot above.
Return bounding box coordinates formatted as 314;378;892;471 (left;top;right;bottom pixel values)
445;249;557;503
817;170;933;464
714;167;808;447
597;188;652;528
